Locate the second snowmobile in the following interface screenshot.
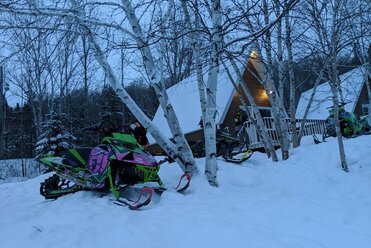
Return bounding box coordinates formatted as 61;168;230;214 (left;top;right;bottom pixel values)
322;102;370;141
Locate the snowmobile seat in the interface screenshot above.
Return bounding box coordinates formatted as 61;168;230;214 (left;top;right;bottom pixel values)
65;148;92;167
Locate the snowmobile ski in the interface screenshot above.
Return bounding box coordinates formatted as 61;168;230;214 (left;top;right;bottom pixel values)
223;150;253;164
313;135;322;144
112;187;153;210
154;173;192;195
174;173;191;192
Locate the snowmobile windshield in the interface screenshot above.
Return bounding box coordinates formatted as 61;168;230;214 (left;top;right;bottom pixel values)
102;133;142;150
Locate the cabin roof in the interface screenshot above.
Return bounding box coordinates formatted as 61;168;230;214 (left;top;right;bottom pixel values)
148;59;246;143
296;66;366;119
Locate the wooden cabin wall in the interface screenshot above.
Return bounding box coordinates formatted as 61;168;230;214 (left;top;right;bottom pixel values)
354;82;370;116
221;62;272;136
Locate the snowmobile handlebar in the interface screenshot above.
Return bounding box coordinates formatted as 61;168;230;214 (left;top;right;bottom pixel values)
326;101;350;109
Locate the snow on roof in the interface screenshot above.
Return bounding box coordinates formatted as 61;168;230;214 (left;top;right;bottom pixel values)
296;66;366;119
149;60;246;143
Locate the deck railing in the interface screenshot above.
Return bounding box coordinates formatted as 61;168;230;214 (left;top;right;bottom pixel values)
237;117;326;149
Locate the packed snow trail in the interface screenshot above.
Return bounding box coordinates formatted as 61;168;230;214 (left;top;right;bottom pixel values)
1;136;371;248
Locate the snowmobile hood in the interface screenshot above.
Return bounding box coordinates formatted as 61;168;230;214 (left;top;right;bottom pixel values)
38;156;64;167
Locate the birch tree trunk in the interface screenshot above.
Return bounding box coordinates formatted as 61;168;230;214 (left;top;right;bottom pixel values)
330;64;349;172
203;0;223;187
83;26;190;172
67;0;196;174
308;0;349;172
330;0;348;172
263;0;290;160
222;59;269;154
274;3;291;158
121;0;198;174
297;59;328;145
229;55;278;161
274;0;285;108
180;0;207;130
285;3;299;148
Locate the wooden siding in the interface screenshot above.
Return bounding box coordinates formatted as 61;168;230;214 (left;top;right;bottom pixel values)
147;129;204;155
220;61;272;136
354;81;370;116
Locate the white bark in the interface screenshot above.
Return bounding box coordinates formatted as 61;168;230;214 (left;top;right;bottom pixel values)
121;0;198;174
222;59;268;153
330;64;349;172
330;0;348;172
180;0;207;130
203;0;222;187
297;58;328;145
261;0;290;160
308;0;349;172
84;27;188;171
275;5;291;160
274;0;285;107
285;3;299;149
229;55;278;161
68;0;194;174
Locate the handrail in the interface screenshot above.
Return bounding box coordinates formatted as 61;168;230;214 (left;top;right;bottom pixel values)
237;117;326;149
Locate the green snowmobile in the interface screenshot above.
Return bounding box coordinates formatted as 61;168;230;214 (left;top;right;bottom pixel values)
38;121;191;209
323;102;370;141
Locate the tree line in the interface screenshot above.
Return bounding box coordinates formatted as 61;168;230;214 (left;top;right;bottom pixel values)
2;83;158;159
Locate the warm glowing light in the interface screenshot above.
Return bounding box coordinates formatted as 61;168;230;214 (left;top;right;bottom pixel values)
261;90;269;100
250;50;258;59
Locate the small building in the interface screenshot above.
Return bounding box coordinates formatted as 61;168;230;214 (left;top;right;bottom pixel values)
296;66;370;119
148;50;274;154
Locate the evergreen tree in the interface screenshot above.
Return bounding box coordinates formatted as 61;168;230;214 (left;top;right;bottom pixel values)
35;112;75;158
100;86;125;127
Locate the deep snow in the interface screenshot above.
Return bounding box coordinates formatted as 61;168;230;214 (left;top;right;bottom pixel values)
0;135;371;248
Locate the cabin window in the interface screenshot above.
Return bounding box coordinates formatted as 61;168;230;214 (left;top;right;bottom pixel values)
246;107;273;118
362;104;370;115
259;108;272;118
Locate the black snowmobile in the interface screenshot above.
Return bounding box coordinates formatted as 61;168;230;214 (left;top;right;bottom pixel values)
190;128;253;164
38;121;191;210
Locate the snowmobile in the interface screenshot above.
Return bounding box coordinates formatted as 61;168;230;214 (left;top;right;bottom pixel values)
321;102;370;141
38;121;191;210
190;128;253;164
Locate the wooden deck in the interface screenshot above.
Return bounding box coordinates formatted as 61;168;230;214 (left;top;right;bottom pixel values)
237;118;326;150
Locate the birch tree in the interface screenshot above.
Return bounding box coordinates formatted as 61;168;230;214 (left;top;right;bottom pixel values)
296;56;329;145
220;0;300;160
228;53;279;161
261;0;290;160
306;0;354;172
284;1;299;148
2;1;198;175
202;0;223;186
119;0;198;174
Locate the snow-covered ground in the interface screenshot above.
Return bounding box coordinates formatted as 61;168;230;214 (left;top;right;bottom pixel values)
1;135;371;248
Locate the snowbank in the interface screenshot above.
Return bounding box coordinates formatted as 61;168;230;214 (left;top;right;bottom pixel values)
1;135;371;248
